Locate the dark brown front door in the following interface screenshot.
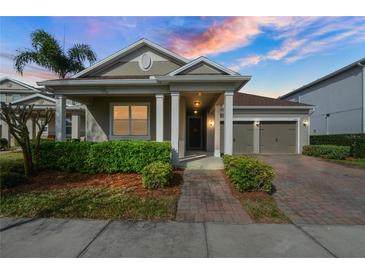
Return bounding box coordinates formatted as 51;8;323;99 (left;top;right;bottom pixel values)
188;116;202;150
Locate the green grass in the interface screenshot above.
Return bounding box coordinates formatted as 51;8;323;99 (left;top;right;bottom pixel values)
0;151;24;173
237;194;290;224
329;158;365;169
0;186;178;220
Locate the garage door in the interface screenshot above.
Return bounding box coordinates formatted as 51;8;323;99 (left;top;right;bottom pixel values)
220;122;254;154
233;122;253;154
259;121;296;153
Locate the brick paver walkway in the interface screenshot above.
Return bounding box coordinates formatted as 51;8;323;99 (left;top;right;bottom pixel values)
176;170;252;224
257;155;365;225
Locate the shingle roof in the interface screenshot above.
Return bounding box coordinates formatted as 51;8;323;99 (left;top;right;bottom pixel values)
234;92;312;107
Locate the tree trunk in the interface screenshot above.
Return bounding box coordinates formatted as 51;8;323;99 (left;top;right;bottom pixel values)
21;145;33;177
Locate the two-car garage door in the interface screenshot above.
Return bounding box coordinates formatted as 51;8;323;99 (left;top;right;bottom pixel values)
229;121;297;154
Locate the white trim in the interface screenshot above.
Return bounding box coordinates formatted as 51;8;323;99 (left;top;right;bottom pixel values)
0;77;42;93
155;94;164;142
109;102;151;140
71;38;189;78
233;105;313;110
232;117;301;122
11;93;56;105
168;56;240;76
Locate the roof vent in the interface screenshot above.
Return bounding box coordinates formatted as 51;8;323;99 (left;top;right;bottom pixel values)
139;53;152;71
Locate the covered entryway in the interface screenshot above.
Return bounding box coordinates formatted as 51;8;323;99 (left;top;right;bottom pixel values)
259;121;297;153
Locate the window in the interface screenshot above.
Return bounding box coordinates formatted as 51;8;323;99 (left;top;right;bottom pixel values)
11;94;21;102
112;104;149;136
66;118;72;136
0;94;6;103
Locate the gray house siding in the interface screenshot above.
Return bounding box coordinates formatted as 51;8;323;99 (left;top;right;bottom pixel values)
284;65;364;135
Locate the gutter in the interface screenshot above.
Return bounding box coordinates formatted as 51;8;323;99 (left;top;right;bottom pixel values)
359;62;365;133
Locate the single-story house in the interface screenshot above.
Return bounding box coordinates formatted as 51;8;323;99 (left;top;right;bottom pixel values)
280;58;365;135
0;77;85;145
38;38;312;163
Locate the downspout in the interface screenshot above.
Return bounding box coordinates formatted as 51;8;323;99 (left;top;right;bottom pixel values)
359;62;365;133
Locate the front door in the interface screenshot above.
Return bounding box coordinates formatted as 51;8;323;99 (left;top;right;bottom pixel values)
188;116;203;150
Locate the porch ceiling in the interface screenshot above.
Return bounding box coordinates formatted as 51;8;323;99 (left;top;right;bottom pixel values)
182;92;221;111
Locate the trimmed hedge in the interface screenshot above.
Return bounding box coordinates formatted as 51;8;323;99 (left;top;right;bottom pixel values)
0;171;28;189
0;138;8;150
142;161;173;189
310;134;365;158
32;140;171;173
223;155;274;193
302;145;350;160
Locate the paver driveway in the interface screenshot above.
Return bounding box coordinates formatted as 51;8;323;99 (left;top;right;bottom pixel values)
257;155;365;225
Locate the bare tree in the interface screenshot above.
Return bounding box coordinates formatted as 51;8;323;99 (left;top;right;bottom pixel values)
0;103;53;176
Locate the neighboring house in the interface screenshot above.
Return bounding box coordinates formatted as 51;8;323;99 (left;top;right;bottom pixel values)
280;58;365;135
38;38;312;163
0;77;85;146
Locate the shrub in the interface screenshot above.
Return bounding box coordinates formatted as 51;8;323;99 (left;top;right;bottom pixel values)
141;161;173;189
310;134;365;158
223;155;274;193
302;145;350;160
0;171;28;189
0;138;8;150
32;140;171;174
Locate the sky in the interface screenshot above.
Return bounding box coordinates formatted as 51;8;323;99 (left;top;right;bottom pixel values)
0;16;364;98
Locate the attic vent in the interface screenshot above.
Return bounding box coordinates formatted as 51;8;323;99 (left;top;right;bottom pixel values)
139;53;152;71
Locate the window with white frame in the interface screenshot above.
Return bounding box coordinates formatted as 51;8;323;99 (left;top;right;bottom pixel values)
11;94;21;102
112;104;149;136
0;93;6;103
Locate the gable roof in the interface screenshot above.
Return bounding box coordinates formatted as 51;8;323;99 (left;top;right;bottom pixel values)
168;56;240;76
280;57;365;99
72;38;190;78
234;92;312;108
0;76;41;93
11;93;56;105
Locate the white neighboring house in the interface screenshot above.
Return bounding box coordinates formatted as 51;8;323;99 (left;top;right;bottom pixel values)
0;77;85;146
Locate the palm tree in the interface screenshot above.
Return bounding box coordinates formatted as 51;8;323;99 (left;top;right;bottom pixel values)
14;29;97;78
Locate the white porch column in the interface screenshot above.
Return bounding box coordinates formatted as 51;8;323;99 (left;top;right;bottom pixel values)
214;104;221;157
224;91;234;155
55;95;66;141
71;114;80;139
171;92;180;164
155;94;164;142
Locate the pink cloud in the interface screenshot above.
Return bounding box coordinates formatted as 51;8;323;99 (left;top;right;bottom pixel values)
168;17;298;59
229;55;263;71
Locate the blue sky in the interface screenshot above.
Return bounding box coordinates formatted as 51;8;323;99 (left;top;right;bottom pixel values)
0;16;364;97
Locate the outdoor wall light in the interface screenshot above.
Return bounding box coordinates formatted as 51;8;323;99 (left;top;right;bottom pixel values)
193;110;198;114
254;121;260;127
303;120;309;127
209;120;214;128
193;100;201;107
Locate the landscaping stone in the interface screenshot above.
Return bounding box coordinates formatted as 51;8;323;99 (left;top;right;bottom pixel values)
176;170;252;224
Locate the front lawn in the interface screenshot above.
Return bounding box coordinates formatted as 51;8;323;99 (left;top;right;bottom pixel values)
224;177;290;223
0;187;177;220
331;158;365;169
0;170;183;220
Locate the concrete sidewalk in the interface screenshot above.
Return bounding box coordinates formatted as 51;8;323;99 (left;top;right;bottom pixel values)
1;217;364;258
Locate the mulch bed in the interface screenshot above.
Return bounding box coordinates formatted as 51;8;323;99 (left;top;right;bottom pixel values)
2;170;183;199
